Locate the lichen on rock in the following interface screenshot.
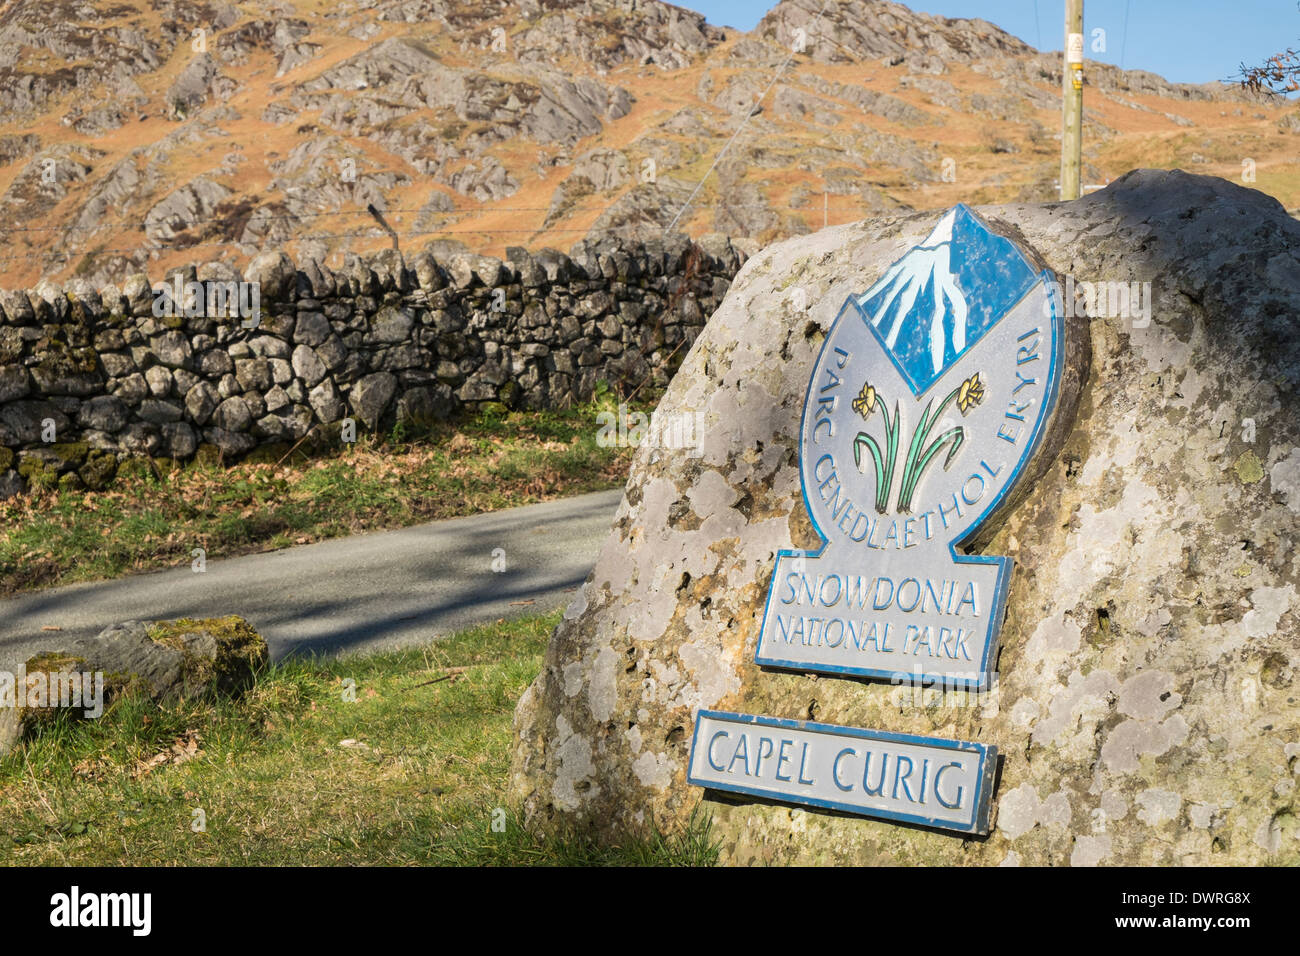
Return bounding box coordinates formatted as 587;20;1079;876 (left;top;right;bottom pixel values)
145;615;269;696
509;170;1300;866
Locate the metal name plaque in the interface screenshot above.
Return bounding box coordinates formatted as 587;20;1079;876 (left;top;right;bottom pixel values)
687;710;997;835
755;204;1064;690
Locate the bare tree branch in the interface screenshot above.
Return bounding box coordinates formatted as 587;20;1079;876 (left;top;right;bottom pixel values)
1238;48;1300;96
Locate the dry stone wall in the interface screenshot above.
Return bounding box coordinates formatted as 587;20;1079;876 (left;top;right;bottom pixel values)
0;234;746;497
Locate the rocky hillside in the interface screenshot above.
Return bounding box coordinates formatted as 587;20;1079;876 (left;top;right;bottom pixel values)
0;0;1292;288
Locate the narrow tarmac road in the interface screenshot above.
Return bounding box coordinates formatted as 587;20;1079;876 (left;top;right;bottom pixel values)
0;489;623;670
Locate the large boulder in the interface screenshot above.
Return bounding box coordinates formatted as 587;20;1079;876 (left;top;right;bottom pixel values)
509;170;1300;865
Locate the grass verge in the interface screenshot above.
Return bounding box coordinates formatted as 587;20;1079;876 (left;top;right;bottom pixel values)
0;611;718;866
0;398;640;596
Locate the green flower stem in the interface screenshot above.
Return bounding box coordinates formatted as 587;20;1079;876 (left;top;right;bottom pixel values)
853;393;900;514
878;401;899;513
853;432;887;512
897;385;963;513
899;427;965;512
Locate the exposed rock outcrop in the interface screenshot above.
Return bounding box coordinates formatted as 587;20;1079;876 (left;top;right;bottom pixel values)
0;0;1280;286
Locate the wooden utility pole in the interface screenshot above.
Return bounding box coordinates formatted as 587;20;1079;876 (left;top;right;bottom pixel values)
1061;0;1084;200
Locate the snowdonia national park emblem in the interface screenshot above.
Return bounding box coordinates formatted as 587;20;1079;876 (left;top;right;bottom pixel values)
755;205;1065;691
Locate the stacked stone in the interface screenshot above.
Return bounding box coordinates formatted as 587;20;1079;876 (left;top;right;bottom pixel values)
0;234;745;498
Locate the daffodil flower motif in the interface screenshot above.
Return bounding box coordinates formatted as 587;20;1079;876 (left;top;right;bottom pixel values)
894;371;990;513
956;373;985;416
852;383;876;418
851;381;898;514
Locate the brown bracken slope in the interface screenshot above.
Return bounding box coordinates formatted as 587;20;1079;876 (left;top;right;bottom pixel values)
0;0;1293;288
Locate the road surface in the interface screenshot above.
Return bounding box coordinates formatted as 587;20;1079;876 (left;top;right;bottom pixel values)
0;489;623;670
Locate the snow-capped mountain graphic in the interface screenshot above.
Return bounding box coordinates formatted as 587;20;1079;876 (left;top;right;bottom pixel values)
851;204;1038;395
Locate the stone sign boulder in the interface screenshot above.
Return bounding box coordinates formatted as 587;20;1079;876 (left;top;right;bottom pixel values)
510;170;1300;865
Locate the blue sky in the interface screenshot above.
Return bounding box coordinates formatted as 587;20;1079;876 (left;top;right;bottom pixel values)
679;1;1295;86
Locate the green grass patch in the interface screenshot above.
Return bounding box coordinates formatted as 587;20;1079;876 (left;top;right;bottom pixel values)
0;611;718;866
0;398;644;596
